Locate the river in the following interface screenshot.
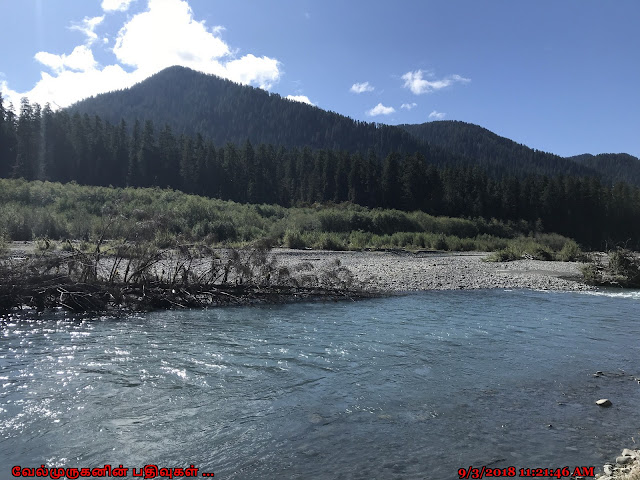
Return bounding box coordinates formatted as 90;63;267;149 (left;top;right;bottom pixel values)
2;289;640;479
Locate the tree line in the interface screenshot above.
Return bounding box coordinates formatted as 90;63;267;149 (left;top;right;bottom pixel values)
1;95;639;249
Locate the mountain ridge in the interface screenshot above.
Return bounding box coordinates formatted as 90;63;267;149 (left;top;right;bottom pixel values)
68;65;639;185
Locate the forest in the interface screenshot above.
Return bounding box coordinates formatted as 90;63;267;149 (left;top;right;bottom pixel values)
1;88;639;251
69;66;640;185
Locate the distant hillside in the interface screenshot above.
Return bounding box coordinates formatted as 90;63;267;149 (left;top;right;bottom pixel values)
568;153;640;186
68;66;639;184
399;121;596;179
69;66;437;161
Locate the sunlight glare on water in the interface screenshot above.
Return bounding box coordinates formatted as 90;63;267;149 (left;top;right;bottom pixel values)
1;289;640;479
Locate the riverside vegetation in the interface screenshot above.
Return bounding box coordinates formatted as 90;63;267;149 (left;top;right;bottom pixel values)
1;178;638;314
0;178;585;258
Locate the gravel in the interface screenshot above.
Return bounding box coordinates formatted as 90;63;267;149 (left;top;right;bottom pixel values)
272;249;592;292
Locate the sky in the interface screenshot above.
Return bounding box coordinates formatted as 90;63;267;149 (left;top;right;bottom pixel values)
1;0;639;158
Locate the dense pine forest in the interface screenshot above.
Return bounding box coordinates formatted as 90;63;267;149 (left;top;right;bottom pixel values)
1;90;640;250
69;66;640;185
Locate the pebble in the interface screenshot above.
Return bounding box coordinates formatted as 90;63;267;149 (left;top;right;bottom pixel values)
596;398;612;407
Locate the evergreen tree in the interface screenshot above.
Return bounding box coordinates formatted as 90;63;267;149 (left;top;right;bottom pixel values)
0;94;17;178
13;98;40;179
127;119;142;186
137;120;157;187
158;124;179;189
381;152;402;209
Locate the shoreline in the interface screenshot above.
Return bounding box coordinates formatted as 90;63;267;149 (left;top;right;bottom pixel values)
0;243;596;314
271;248;592;292
597;449;640;479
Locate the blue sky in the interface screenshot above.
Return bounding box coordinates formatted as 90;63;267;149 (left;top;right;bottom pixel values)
1;0;638;158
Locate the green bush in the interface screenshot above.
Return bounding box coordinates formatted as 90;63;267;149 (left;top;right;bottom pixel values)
432;235;448;251
528;244;553;261
348;230;371;250
487;246;520;262
580;264;602;284
556;240;584;262
317;232;347;251
372;210;420;235
284;229;307;249
154;230;178;249
535;233;572;252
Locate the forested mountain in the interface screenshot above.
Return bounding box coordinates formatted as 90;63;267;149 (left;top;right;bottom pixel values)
1;91;640;249
568;153;640;187
2;66;639;249
69;66;439;161
69;66;639;183
400;121;640;187
402;121;583;179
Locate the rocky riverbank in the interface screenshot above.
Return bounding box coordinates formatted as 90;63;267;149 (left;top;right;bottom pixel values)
5;243;592;293
597;449;640;479
272;248;592;292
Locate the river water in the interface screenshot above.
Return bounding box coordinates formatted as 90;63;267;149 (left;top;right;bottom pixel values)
2;289;640;479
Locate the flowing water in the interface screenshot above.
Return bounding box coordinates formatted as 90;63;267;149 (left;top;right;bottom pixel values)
2;289;640;479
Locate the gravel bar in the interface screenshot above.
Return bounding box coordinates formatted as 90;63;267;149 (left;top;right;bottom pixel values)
272;249;591;292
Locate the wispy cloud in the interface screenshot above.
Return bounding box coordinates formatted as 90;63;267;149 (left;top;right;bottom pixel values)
2;0;282;109
429;110;446;120
286;94;315;106
69;16;105;44
367;103;395;116
402;70;470;95
401;102;417;110
350;81;374;94
101;0;137;12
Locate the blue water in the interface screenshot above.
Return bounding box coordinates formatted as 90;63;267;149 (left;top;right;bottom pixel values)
1;289;640;479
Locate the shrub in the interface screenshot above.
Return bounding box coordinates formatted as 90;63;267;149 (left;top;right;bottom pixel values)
528;244;553;261
284;229;307;249
154;230;178;249
348;230;371;250
556;240;584;262
581;249;640;288
487;246;520;262
372;210;419;235
609;249;640;281
318;233;347;251
580;264;602;284
432;235;448;251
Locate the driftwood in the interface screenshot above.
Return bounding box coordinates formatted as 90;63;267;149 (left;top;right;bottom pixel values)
0;243;376;314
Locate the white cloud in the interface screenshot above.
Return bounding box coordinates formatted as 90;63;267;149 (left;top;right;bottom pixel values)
3;0;282;109
112;0;279;87
102;0;136;12
367;103;395;116
70;16;105;44
34;45;98;74
113;0;230;74
429;110;446;120
350;81;374;94
402;70;470;95
3;64;140;110
224;54;280;90
285;94;315;106
401;102;417;110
